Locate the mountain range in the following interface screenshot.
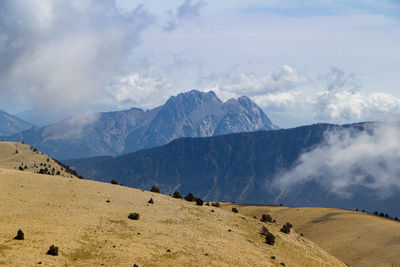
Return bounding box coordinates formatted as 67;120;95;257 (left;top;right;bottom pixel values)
64;122;400;218
5;90;277;160
0;110;32;136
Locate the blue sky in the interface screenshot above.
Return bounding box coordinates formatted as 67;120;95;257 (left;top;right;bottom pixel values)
0;0;399;127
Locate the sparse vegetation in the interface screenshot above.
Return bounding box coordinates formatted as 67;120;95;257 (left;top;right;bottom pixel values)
211;202;220;208
184;193;195;202
13;229;24;240
195;197;204;206
280;222;293;234
172;191;182;198
260;226;268;236
128;213;140;220
46;245;59;256
265;232;275;245
150;186;160;193
260;214;273;223
232;207;239;213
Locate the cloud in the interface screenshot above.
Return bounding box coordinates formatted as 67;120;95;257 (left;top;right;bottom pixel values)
0;0;153;114
274;123;400;198
310;67;400;121
163;0;207;32
107;74;176;109
204;65;307;109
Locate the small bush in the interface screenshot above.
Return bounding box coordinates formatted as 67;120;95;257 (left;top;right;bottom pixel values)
172;191;182;198
133;264;139;267
260;214;273;223
232;207;239;213
211;202;220;208
260;226;268;236
184;193;195;202
195;198;204;206
280;222;292;234
150;186;160;193
46;245;59;256
128;213;140;220
14;229;24;240
148;198;154;204
110;179;118;185
18;166;24;171
265;232;275;245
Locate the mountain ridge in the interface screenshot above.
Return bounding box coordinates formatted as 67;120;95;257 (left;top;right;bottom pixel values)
0;110;32;136
6;90;277;159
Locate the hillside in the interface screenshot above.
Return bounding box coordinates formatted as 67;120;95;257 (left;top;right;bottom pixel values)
0;110;32;137
221;204;400;267
0;169;344;265
0;142;77;178
6;90;277;159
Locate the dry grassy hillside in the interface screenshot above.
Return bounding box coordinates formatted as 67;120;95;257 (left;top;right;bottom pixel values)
0;142;77;178
0;143;344;266
221;204;400;267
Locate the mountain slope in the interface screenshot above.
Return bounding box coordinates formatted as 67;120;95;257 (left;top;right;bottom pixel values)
0;170;344;266
64;122;400;218
0;110;32;136
0;141;78;178
7;90;277;159
221;203;400;267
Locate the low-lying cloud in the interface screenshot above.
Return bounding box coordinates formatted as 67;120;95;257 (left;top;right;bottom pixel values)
274;123;400;198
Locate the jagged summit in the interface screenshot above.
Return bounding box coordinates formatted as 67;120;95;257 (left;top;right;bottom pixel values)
6;90;277;159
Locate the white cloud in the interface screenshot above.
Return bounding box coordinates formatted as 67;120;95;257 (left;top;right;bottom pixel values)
107;74;176;109
274;124;400;198
0;0;153;113
203;65;307;109
310;90;400;121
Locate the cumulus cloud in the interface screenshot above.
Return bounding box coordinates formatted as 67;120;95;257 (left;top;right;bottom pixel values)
274;124;400;198
0;0;153;114
204;65;307;110
310;67;400;121
163;0;207;32
107;74;176;109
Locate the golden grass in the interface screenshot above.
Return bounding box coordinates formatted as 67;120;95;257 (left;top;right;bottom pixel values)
221;204;400;267
0;170;345;266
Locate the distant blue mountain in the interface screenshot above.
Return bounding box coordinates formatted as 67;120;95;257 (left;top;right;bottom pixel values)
64;122;400;218
7;90;277;159
0;110;32;136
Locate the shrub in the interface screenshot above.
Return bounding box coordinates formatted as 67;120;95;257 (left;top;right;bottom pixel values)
265;232;275;245
46;245;59;256
172;191;182;198
150;186;160;193
128;213;140;220
195;198;204;206
260;226;268;236
14;229;24;240
148;198;154;204
232;207;239;213
18;166;24;171
260;214;273;223
211;202;220;208
184;193;195;202
280;222;292;234
133;264;139;267
110;179;118;185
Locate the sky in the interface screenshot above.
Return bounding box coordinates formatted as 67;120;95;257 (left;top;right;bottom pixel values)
0;0;399;127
